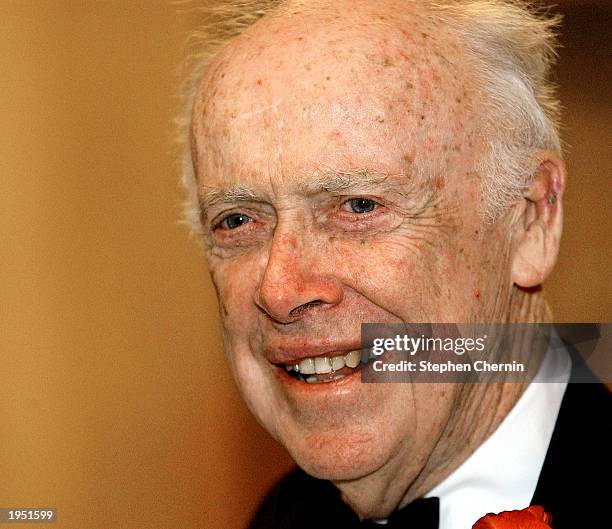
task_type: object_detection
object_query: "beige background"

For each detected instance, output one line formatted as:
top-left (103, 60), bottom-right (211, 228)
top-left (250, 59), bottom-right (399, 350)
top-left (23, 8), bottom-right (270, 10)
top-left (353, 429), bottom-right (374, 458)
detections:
top-left (1, 1), bottom-right (610, 528)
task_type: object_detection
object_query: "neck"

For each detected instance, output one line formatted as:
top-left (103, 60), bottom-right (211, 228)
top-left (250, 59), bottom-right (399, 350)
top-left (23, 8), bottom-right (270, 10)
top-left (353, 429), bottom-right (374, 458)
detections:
top-left (506, 285), bottom-right (552, 324)
top-left (334, 287), bottom-right (552, 520)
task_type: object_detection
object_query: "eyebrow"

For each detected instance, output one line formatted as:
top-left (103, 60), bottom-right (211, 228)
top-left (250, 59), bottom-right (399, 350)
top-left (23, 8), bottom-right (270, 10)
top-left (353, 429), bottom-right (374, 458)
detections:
top-left (198, 168), bottom-right (417, 212)
top-left (298, 168), bottom-right (413, 195)
top-left (199, 185), bottom-right (261, 210)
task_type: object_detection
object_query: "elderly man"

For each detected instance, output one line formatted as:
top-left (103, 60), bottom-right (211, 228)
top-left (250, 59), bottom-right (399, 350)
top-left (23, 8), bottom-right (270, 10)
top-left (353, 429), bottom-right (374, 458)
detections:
top-left (179, 1), bottom-right (609, 527)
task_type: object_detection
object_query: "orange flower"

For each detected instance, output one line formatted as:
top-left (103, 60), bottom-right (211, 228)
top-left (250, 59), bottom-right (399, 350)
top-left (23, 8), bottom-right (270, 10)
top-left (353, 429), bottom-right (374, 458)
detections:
top-left (472, 506), bottom-right (553, 528)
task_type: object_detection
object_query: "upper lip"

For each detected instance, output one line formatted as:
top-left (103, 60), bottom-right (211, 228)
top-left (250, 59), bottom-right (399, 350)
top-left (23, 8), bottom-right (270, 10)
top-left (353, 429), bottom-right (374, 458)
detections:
top-left (264, 341), bottom-right (363, 365)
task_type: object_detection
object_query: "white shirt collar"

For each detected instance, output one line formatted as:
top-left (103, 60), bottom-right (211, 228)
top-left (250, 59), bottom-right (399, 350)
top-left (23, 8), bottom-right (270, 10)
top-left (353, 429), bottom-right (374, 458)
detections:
top-left (425, 343), bottom-right (571, 529)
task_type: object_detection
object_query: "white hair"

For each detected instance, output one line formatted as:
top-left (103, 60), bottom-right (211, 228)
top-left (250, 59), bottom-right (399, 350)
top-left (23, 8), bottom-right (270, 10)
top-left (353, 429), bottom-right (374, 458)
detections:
top-left (431, 1), bottom-right (562, 221)
top-left (175, 0), bottom-right (562, 234)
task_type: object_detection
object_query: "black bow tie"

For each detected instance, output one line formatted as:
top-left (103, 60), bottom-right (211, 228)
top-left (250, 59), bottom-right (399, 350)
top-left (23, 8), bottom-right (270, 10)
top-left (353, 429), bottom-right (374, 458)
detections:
top-left (247, 469), bottom-right (440, 529)
top-left (361, 497), bottom-right (440, 529)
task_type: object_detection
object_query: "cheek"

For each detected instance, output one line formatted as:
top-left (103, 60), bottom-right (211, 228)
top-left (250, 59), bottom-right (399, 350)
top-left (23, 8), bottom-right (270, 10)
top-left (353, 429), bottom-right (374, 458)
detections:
top-left (327, 227), bottom-right (503, 322)
top-left (208, 256), bottom-right (264, 332)
top-left (445, 229), bottom-right (514, 316)
top-left (211, 259), bottom-right (283, 434)
top-left (324, 236), bottom-right (445, 318)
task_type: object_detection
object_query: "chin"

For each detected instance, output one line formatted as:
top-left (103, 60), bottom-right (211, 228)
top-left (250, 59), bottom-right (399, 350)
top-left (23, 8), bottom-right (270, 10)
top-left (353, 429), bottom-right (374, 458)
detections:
top-left (283, 426), bottom-right (397, 481)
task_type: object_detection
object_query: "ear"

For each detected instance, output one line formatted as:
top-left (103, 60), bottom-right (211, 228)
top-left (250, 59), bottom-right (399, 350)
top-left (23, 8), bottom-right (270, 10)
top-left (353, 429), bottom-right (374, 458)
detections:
top-left (511, 151), bottom-right (565, 288)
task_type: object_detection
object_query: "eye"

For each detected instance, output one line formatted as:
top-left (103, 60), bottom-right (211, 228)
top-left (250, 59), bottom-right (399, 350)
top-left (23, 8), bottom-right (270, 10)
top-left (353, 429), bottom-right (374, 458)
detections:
top-left (218, 213), bottom-right (252, 230)
top-left (343, 198), bottom-right (378, 214)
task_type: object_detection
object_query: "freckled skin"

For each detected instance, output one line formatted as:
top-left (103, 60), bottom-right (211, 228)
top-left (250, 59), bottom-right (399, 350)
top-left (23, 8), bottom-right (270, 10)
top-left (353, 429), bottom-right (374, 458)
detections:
top-left (190, 0), bottom-right (548, 520)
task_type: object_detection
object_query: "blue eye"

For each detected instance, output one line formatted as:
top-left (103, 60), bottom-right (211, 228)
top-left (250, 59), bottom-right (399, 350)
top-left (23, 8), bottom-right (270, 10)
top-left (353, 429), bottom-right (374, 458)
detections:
top-left (219, 213), bottom-right (251, 230)
top-left (345, 198), bottom-right (377, 214)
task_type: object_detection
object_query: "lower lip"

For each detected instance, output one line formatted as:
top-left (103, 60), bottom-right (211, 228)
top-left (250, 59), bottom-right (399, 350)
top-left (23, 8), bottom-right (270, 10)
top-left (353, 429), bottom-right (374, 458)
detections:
top-left (272, 363), bottom-right (364, 394)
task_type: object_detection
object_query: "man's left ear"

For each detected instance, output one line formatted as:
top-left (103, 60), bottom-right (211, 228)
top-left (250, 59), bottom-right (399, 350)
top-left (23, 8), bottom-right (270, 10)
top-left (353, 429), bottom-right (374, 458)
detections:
top-left (511, 151), bottom-right (565, 288)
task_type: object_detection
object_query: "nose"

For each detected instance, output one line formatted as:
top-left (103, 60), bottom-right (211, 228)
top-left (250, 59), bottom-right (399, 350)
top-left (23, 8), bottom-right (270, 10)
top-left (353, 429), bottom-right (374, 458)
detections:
top-left (255, 232), bottom-right (343, 324)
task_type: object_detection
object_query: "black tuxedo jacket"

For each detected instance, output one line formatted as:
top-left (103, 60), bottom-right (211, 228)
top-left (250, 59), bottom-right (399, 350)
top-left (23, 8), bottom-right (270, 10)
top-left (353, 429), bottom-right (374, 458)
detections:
top-left (248, 382), bottom-right (611, 528)
top-left (531, 381), bottom-right (610, 527)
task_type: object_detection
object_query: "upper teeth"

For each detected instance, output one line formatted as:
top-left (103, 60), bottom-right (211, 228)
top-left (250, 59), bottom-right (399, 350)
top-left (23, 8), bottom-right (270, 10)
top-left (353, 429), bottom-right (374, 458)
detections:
top-left (284, 350), bottom-right (364, 374)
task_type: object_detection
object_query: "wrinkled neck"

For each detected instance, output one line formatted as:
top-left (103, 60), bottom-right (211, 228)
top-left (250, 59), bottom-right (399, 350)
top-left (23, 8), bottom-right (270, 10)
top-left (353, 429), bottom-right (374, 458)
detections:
top-left (507, 285), bottom-right (552, 323)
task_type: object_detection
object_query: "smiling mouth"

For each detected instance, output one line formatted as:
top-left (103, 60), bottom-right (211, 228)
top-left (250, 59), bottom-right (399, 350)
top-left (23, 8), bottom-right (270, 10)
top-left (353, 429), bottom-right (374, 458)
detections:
top-left (280, 349), bottom-right (373, 384)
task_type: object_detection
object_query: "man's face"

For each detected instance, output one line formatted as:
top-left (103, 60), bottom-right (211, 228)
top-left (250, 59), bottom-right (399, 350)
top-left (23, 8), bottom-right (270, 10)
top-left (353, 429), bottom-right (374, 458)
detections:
top-left (191, 2), bottom-right (514, 481)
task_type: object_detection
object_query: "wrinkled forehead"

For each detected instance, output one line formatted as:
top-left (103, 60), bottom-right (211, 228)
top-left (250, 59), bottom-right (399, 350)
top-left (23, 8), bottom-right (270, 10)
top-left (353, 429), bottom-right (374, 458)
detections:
top-left (190, 1), bottom-right (480, 187)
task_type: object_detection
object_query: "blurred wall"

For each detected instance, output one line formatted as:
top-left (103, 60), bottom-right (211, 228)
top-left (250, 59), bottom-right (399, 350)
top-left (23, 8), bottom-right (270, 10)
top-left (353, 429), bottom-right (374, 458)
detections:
top-left (545, 4), bottom-right (612, 322)
top-left (0, 1), bottom-right (609, 529)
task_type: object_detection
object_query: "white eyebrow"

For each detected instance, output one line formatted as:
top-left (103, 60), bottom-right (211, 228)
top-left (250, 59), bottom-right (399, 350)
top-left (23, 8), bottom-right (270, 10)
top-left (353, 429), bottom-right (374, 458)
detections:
top-left (299, 168), bottom-right (418, 199)
top-left (299, 169), bottom-right (399, 194)
top-left (199, 185), bottom-right (261, 210)
top-left (198, 168), bottom-right (417, 212)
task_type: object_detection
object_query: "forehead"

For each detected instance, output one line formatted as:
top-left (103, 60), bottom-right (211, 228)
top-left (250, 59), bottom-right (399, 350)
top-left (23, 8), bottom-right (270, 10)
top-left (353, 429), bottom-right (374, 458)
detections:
top-left (191, 1), bottom-right (479, 191)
